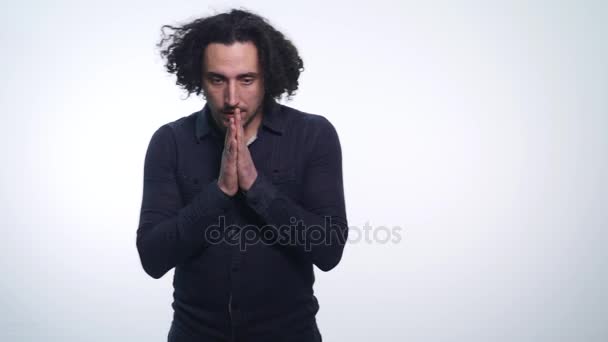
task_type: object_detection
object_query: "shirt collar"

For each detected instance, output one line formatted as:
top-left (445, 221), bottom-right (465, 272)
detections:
top-left (195, 98), bottom-right (285, 141)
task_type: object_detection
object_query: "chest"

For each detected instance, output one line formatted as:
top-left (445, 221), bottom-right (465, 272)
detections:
top-left (175, 132), bottom-right (305, 206)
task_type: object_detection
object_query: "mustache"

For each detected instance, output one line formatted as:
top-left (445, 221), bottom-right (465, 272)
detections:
top-left (221, 107), bottom-right (244, 114)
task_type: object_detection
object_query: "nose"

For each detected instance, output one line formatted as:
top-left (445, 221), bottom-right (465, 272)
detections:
top-left (224, 80), bottom-right (239, 108)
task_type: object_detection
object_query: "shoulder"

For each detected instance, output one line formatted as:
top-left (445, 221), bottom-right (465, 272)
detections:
top-left (277, 104), bottom-right (342, 160)
top-left (278, 103), bottom-right (338, 138)
top-left (148, 110), bottom-right (198, 146)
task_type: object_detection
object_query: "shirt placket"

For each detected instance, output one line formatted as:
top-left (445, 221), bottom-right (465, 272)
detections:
top-left (228, 216), bottom-right (244, 341)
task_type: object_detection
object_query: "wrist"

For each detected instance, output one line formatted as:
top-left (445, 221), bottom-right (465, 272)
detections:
top-left (218, 180), bottom-right (237, 197)
top-left (240, 171), bottom-right (258, 192)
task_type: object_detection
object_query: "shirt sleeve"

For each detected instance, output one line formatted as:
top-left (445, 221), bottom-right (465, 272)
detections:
top-left (243, 116), bottom-right (348, 272)
top-left (136, 124), bottom-right (233, 279)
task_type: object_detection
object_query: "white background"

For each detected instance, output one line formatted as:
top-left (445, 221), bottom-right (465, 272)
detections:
top-left (1, 0), bottom-right (607, 341)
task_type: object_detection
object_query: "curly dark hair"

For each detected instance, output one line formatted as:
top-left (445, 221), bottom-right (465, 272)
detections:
top-left (157, 9), bottom-right (304, 100)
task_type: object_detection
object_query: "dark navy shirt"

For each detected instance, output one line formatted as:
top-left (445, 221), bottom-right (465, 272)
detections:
top-left (136, 99), bottom-right (348, 342)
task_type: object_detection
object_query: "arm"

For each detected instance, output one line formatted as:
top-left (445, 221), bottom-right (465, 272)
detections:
top-left (243, 116), bottom-right (348, 272)
top-left (136, 125), bottom-right (232, 279)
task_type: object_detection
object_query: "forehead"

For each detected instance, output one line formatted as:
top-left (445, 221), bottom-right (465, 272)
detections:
top-left (203, 41), bottom-right (260, 75)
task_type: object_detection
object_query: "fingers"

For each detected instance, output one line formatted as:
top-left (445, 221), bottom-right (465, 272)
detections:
top-left (235, 108), bottom-right (247, 153)
top-left (235, 108), bottom-right (242, 147)
top-left (224, 117), bottom-right (232, 152)
top-left (230, 119), bottom-right (237, 157)
top-left (225, 116), bottom-right (238, 153)
top-left (229, 136), bottom-right (237, 162)
top-left (218, 113), bottom-right (239, 196)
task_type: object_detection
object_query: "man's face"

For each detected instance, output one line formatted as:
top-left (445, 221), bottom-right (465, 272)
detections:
top-left (202, 41), bottom-right (265, 132)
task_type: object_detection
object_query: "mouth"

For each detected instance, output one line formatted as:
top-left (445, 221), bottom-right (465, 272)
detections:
top-left (222, 111), bottom-right (245, 121)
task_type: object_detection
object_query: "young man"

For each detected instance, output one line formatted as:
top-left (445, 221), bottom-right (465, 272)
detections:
top-left (137, 9), bottom-right (348, 342)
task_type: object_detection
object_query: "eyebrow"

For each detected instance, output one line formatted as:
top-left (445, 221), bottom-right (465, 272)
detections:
top-left (205, 72), bottom-right (259, 79)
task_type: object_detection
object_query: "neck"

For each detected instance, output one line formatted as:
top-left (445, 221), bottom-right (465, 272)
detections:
top-left (243, 110), bottom-right (263, 142)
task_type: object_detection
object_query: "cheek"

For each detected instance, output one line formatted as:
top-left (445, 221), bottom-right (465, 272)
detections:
top-left (242, 86), bottom-right (264, 103)
top-left (204, 87), bottom-right (221, 98)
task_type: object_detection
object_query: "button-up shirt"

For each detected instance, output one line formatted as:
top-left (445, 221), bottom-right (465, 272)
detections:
top-left (136, 99), bottom-right (348, 342)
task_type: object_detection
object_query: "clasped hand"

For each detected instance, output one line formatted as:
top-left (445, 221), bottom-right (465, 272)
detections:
top-left (217, 108), bottom-right (258, 196)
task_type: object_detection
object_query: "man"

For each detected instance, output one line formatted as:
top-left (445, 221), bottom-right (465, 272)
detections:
top-left (137, 9), bottom-right (348, 342)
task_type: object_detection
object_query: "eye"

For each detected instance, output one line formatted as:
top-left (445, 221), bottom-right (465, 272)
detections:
top-left (209, 76), bottom-right (224, 85)
top-left (241, 77), bottom-right (254, 85)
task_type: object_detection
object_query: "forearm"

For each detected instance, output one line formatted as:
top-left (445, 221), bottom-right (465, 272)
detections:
top-left (243, 174), bottom-right (348, 272)
top-left (137, 179), bottom-right (232, 279)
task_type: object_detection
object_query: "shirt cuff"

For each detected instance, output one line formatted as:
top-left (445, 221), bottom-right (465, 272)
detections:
top-left (188, 179), bottom-right (233, 217)
top-left (242, 173), bottom-right (278, 216)
top-left (208, 179), bottom-right (234, 211)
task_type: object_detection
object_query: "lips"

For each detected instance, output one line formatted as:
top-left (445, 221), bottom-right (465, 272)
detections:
top-left (222, 111), bottom-right (244, 119)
